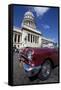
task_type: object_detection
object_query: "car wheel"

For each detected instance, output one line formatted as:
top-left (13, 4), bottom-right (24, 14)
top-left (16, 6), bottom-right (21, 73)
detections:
top-left (38, 60), bottom-right (52, 80)
top-left (29, 75), bottom-right (38, 81)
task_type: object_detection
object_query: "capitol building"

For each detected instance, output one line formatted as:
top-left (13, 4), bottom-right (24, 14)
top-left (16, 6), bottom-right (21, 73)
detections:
top-left (13, 11), bottom-right (55, 49)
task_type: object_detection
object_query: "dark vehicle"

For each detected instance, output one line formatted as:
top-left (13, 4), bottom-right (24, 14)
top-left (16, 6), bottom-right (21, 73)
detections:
top-left (19, 47), bottom-right (58, 80)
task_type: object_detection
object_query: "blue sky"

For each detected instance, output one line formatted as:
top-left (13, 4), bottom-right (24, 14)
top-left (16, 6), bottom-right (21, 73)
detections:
top-left (13, 5), bottom-right (59, 44)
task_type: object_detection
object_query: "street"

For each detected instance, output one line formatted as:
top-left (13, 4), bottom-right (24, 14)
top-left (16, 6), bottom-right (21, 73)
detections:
top-left (13, 52), bottom-right (59, 85)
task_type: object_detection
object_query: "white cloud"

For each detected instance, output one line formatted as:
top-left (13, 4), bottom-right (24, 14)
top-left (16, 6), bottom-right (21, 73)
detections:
top-left (44, 24), bottom-right (50, 29)
top-left (41, 24), bottom-right (50, 29)
top-left (34, 7), bottom-right (50, 17)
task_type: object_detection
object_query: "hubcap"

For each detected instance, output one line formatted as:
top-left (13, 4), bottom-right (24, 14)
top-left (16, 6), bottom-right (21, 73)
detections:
top-left (42, 61), bottom-right (51, 77)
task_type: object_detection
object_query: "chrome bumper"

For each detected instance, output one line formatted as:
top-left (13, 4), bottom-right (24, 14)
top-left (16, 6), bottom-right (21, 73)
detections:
top-left (18, 52), bottom-right (28, 61)
top-left (23, 63), bottom-right (41, 77)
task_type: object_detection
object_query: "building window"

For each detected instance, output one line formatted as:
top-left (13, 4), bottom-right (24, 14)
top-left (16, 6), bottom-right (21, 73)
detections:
top-left (18, 35), bottom-right (20, 43)
top-left (31, 34), bottom-right (32, 43)
top-left (14, 34), bottom-right (17, 42)
top-left (28, 33), bottom-right (30, 42)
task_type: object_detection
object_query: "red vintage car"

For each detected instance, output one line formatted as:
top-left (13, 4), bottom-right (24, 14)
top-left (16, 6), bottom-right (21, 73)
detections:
top-left (19, 47), bottom-right (59, 80)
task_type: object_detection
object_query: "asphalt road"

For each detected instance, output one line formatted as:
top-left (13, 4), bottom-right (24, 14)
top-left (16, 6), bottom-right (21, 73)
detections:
top-left (13, 52), bottom-right (59, 86)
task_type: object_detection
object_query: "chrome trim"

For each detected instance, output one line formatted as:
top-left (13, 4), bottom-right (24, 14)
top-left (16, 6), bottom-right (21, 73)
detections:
top-left (23, 63), bottom-right (41, 77)
top-left (23, 63), bottom-right (41, 71)
top-left (19, 53), bottom-right (28, 61)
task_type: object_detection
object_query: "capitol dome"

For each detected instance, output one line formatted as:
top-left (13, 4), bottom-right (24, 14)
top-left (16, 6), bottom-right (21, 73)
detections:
top-left (24, 11), bottom-right (34, 20)
top-left (24, 11), bottom-right (34, 17)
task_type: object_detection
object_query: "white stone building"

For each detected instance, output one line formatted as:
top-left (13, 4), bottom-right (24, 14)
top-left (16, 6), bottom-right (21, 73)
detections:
top-left (13, 11), bottom-right (55, 49)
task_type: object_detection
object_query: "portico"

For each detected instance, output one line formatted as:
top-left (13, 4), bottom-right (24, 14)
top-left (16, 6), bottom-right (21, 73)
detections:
top-left (13, 28), bottom-right (22, 49)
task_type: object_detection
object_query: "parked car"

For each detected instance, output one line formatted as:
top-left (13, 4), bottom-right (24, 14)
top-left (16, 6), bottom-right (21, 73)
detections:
top-left (18, 47), bottom-right (59, 80)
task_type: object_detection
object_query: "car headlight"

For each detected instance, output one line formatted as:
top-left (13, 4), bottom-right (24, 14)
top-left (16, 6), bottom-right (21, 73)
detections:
top-left (27, 50), bottom-right (33, 60)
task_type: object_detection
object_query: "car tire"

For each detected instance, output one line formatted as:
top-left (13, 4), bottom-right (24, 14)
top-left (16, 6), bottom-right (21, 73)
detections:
top-left (38, 60), bottom-right (52, 81)
top-left (29, 75), bottom-right (38, 81)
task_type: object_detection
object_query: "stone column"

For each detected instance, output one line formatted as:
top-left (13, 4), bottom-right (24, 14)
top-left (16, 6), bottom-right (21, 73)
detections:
top-left (20, 34), bottom-right (21, 43)
top-left (16, 34), bottom-right (18, 43)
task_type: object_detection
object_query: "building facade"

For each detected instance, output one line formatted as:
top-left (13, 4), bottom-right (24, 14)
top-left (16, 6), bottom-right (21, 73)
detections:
top-left (13, 11), bottom-right (55, 49)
